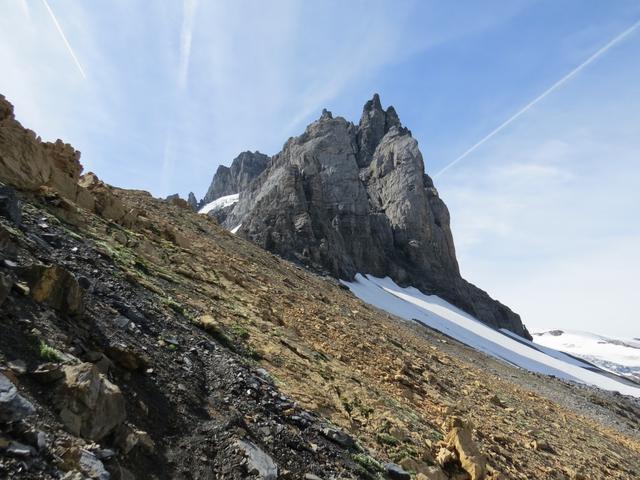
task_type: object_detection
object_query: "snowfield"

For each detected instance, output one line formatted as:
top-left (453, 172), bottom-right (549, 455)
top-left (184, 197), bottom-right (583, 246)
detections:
top-left (198, 193), bottom-right (240, 215)
top-left (342, 274), bottom-right (640, 397)
top-left (533, 330), bottom-right (640, 382)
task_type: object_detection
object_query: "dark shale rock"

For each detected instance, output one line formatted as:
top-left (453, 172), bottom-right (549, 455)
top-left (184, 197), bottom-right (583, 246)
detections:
top-left (0, 372), bottom-right (35, 423)
top-left (0, 185), bottom-right (21, 225)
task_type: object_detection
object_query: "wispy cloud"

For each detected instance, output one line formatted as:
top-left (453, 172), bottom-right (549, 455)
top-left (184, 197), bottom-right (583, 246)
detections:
top-left (41, 0), bottom-right (86, 79)
top-left (178, 0), bottom-right (199, 90)
top-left (435, 17), bottom-right (640, 178)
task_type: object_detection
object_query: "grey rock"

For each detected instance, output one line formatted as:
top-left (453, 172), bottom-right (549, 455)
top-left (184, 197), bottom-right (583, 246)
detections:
top-left (221, 95), bottom-right (530, 339)
top-left (7, 441), bottom-right (36, 457)
top-left (385, 463), bottom-right (411, 480)
top-left (0, 372), bottom-right (35, 422)
top-left (0, 185), bottom-right (21, 225)
top-left (320, 426), bottom-right (358, 450)
top-left (75, 449), bottom-right (110, 480)
top-left (202, 151), bottom-right (270, 205)
top-left (187, 191), bottom-right (198, 211)
top-left (236, 438), bottom-right (278, 480)
top-left (8, 359), bottom-right (27, 375)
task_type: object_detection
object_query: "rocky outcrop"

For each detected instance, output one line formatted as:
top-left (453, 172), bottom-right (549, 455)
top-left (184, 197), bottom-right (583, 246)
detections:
top-left (0, 95), bottom-right (82, 202)
top-left (201, 151), bottom-right (270, 205)
top-left (53, 363), bottom-right (126, 441)
top-left (222, 95), bottom-right (530, 338)
top-left (19, 264), bottom-right (85, 316)
top-left (440, 417), bottom-right (487, 480)
top-left (187, 192), bottom-right (198, 211)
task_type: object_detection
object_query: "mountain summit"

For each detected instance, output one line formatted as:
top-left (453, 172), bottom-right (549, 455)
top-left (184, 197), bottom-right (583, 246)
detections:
top-left (203, 95), bottom-right (530, 339)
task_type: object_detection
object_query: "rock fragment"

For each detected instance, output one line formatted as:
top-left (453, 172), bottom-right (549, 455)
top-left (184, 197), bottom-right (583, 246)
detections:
top-left (54, 363), bottom-right (126, 441)
top-left (0, 372), bottom-right (35, 423)
top-left (236, 438), bottom-right (278, 480)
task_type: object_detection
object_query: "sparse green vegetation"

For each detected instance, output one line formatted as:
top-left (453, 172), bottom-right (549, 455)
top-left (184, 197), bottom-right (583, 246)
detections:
top-left (352, 453), bottom-right (384, 474)
top-left (376, 432), bottom-right (400, 446)
top-left (163, 296), bottom-right (185, 315)
top-left (230, 324), bottom-right (250, 340)
top-left (38, 340), bottom-right (62, 362)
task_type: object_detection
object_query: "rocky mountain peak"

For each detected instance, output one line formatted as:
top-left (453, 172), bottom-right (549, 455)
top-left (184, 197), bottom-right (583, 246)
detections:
top-left (201, 150), bottom-right (270, 206)
top-left (212, 95), bottom-right (530, 339)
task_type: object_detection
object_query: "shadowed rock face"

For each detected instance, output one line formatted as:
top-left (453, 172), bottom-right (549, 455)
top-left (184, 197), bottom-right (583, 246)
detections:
top-left (222, 95), bottom-right (531, 339)
top-left (202, 151), bottom-right (270, 206)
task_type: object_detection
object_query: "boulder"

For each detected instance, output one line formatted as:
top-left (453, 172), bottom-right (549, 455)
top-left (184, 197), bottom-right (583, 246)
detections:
top-left (54, 363), bottom-right (126, 441)
top-left (60, 447), bottom-right (110, 480)
top-left (19, 264), bottom-right (84, 315)
top-left (385, 463), bottom-right (411, 480)
top-left (236, 439), bottom-right (278, 480)
top-left (0, 372), bottom-right (35, 423)
top-left (444, 417), bottom-right (486, 480)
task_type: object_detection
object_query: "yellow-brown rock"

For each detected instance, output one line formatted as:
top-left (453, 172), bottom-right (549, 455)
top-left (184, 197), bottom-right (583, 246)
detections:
top-left (444, 417), bottom-right (487, 480)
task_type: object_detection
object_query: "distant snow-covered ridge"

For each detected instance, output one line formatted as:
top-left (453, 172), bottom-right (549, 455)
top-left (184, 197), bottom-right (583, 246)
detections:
top-left (198, 193), bottom-right (240, 215)
top-left (533, 330), bottom-right (640, 383)
top-left (342, 274), bottom-right (640, 397)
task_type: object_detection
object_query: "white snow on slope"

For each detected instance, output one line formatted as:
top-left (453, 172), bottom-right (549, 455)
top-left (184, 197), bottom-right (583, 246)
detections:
top-left (342, 274), bottom-right (640, 397)
top-left (533, 330), bottom-right (640, 382)
top-left (198, 193), bottom-right (239, 214)
top-left (231, 224), bottom-right (242, 234)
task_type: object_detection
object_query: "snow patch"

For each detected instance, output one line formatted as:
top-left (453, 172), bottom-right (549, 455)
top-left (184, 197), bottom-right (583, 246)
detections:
top-left (231, 224), bottom-right (242, 234)
top-left (198, 193), bottom-right (240, 214)
top-left (342, 274), bottom-right (640, 397)
top-left (533, 330), bottom-right (640, 381)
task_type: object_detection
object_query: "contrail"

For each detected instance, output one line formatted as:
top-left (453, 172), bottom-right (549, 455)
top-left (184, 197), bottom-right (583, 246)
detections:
top-left (434, 18), bottom-right (640, 178)
top-left (41, 0), bottom-right (86, 79)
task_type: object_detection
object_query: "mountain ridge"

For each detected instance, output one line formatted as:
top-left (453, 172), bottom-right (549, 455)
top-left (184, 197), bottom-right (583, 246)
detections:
top-left (201, 95), bottom-right (531, 339)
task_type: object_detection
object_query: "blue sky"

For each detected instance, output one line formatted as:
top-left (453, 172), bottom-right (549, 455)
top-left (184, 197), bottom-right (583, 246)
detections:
top-left (1, 1), bottom-right (639, 337)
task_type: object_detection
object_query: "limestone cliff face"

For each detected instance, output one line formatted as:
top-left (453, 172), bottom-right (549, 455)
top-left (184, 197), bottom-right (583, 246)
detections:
top-left (0, 95), bottom-right (137, 228)
top-left (201, 151), bottom-right (270, 206)
top-left (222, 95), bottom-right (530, 339)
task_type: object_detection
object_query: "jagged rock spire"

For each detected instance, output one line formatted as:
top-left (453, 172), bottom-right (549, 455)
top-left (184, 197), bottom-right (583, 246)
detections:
top-left (356, 94), bottom-right (404, 167)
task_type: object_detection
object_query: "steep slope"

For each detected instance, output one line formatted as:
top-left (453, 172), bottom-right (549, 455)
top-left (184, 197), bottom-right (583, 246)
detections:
top-left (343, 274), bottom-right (640, 397)
top-left (2, 94), bottom-right (640, 480)
top-left (217, 95), bottom-right (530, 339)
